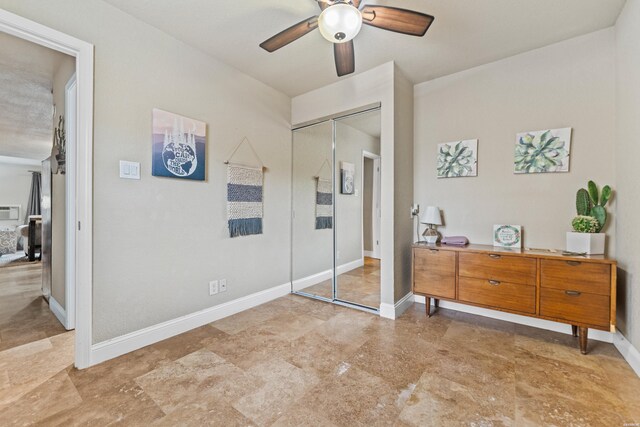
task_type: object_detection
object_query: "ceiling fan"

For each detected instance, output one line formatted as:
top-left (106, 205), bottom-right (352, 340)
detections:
top-left (259, 1), bottom-right (435, 77)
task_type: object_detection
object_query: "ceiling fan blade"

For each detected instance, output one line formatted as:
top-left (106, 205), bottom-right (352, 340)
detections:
top-left (259, 17), bottom-right (319, 52)
top-left (334, 41), bottom-right (355, 77)
top-left (362, 6), bottom-right (434, 37)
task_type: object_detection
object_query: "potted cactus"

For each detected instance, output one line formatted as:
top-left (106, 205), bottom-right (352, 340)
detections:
top-left (566, 181), bottom-right (612, 255)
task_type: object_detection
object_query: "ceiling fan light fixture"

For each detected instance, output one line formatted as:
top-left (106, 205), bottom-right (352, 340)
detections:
top-left (318, 3), bottom-right (363, 44)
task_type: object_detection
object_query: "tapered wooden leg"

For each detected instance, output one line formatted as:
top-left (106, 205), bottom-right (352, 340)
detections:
top-left (571, 325), bottom-right (578, 337)
top-left (579, 327), bottom-right (588, 354)
top-left (425, 297), bottom-right (431, 318)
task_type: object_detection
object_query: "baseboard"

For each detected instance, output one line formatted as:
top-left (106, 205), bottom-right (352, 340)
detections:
top-left (89, 282), bottom-right (291, 367)
top-left (49, 296), bottom-right (69, 330)
top-left (613, 330), bottom-right (640, 377)
top-left (380, 292), bottom-right (414, 320)
top-left (413, 295), bottom-right (614, 343)
top-left (292, 258), bottom-right (364, 292)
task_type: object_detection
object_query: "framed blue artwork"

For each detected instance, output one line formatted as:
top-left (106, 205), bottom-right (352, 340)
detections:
top-left (152, 108), bottom-right (206, 180)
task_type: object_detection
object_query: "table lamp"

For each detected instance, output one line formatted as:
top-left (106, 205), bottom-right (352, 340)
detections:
top-left (421, 206), bottom-right (442, 244)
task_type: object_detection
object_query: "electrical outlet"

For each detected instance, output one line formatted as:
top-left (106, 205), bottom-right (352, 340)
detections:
top-left (411, 204), bottom-right (420, 219)
top-left (219, 279), bottom-right (227, 292)
top-left (209, 280), bottom-right (219, 295)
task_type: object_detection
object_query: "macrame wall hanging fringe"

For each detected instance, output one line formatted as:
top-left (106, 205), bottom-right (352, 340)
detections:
top-left (226, 137), bottom-right (265, 238)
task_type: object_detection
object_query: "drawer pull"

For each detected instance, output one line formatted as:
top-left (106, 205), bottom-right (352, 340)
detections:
top-left (488, 280), bottom-right (501, 286)
top-left (565, 290), bottom-right (582, 297)
top-left (429, 249), bottom-right (439, 253)
top-left (489, 254), bottom-right (502, 259)
top-left (566, 261), bottom-right (582, 266)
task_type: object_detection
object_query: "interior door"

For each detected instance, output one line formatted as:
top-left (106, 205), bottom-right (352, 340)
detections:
top-left (40, 158), bottom-right (52, 301)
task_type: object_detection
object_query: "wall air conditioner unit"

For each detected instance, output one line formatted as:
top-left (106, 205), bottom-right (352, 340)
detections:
top-left (0, 206), bottom-right (20, 221)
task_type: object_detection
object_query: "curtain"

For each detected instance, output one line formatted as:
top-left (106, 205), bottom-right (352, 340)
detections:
top-left (24, 171), bottom-right (42, 224)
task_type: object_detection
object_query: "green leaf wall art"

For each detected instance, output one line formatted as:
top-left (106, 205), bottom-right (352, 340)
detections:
top-left (437, 139), bottom-right (478, 178)
top-left (514, 128), bottom-right (572, 174)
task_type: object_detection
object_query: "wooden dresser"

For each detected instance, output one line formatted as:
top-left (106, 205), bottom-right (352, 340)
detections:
top-left (412, 243), bottom-right (617, 354)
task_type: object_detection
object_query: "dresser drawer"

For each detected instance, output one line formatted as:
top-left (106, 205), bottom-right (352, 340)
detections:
top-left (413, 248), bottom-right (456, 299)
top-left (540, 288), bottom-right (609, 327)
top-left (458, 252), bottom-right (536, 286)
top-left (541, 260), bottom-right (610, 296)
top-left (458, 277), bottom-right (535, 314)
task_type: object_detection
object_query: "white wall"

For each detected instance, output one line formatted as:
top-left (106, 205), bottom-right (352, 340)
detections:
top-left (615, 0), bottom-right (640, 350)
top-left (394, 67), bottom-right (415, 301)
top-left (0, 0), bottom-right (292, 343)
top-left (0, 161), bottom-right (36, 228)
top-left (414, 29), bottom-right (616, 252)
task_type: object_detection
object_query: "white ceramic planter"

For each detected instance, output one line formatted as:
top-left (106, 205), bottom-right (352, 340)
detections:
top-left (566, 232), bottom-right (605, 255)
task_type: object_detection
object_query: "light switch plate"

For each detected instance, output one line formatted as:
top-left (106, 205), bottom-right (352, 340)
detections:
top-left (119, 160), bottom-right (140, 180)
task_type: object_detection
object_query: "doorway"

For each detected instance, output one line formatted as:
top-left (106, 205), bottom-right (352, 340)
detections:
top-left (291, 106), bottom-right (382, 312)
top-left (362, 152), bottom-right (381, 260)
top-left (0, 30), bottom-right (75, 352)
top-left (0, 8), bottom-right (94, 368)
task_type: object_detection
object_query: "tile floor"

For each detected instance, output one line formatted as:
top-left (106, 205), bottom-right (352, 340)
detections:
top-left (303, 257), bottom-right (380, 308)
top-left (0, 292), bottom-right (639, 426)
top-left (0, 262), bottom-right (66, 351)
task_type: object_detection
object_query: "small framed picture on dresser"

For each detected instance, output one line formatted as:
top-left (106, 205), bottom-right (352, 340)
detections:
top-left (493, 225), bottom-right (522, 248)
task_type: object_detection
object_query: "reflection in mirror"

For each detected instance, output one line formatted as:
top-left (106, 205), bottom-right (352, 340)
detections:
top-left (291, 120), bottom-right (334, 300)
top-left (334, 109), bottom-right (381, 309)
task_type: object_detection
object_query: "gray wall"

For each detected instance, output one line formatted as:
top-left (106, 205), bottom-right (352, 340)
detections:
top-left (615, 0), bottom-right (640, 349)
top-left (0, 0), bottom-right (292, 343)
top-left (414, 29), bottom-right (616, 253)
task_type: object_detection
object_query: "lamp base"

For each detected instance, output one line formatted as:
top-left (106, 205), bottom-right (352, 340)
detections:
top-left (424, 235), bottom-right (438, 244)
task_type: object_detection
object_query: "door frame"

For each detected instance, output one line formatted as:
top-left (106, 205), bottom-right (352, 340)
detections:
top-left (361, 151), bottom-right (381, 260)
top-left (64, 73), bottom-right (77, 330)
top-left (0, 9), bottom-right (94, 369)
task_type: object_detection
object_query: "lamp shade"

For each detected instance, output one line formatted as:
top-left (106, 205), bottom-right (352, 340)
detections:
top-left (318, 3), bottom-right (363, 43)
top-left (421, 206), bottom-right (442, 225)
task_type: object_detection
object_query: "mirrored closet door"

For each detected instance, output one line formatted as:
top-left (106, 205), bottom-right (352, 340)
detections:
top-left (291, 120), bottom-right (334, 301)
top-left (291, 107), bottom-right (381, 312)
top-left (334, 109), bottom-right (381, 309)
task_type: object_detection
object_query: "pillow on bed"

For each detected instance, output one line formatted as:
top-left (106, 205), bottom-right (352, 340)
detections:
top-left (0, 228), bottom-right (17, 255)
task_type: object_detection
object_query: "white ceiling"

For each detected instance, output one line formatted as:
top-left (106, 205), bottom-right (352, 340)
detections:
top-left (103, 0), bottom-right (625, 97)
top-left (0, 32), bottom-right (72, 160)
